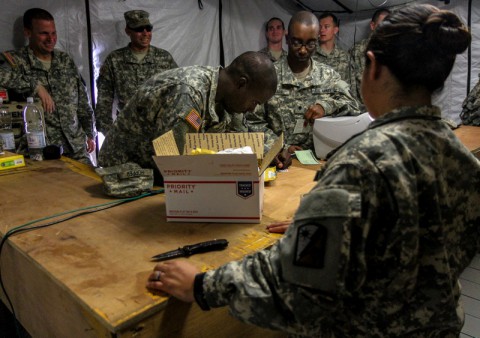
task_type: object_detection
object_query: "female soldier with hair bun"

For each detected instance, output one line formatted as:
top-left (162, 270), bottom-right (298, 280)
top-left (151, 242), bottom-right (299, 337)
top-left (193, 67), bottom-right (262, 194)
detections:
top-left (147, 5), bottom-right (480, 337)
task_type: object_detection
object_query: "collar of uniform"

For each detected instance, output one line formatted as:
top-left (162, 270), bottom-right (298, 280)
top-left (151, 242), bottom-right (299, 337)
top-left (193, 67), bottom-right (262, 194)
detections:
top-left (316, 43), bottom-right (341, 58)
top-left (278, 57), bottom-right (325, 87)
top-left (125, 44), bottom-right (152, 64)
top-left (202, 66), bottom-right (221, 128)
top-left (315, 45), bottom-right (328, 57)
top-left (368, 105), bottom-right (442, 130)
top-left (25, 46), bottom-right (55, 71)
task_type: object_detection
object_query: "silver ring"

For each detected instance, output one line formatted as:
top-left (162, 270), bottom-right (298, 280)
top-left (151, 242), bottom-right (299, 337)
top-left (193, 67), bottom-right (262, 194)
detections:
top-left (153, 271), bottom-right (162, 281)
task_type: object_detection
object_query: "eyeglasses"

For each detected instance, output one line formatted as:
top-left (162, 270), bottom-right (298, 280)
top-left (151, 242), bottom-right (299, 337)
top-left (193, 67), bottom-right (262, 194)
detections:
top-left (129, 25), bottom-right (153, 33)
top-left (289, 38), bottom-right (317, 50)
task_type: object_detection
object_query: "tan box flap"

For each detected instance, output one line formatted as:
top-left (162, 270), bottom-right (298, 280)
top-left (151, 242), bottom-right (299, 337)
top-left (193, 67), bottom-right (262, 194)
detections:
top-left (153, 131), bottom-right (284, 176)
top-left (259, 133), bottom-right (284, 174)
top-left (184, 133), bottom-right (264, 159)
top-left (153, 153), bottom-right (259, 177)
top-left (153, 130), bottom-right (181, 156)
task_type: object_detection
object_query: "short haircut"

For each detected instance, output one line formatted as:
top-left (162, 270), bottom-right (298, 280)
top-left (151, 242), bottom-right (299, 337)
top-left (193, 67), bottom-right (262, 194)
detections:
top-left (266, 17), bottom-right (285, 31)
top-left (371, 8), bottom-right (391, 24)
top-left (23, 8), bottom-right (54, 30)
top-left (227, 51), bottom-right (277, 92)
top-left (318, 12), bottom-right (340, 27)
top-left (288, 11), bottom-right (319, 33)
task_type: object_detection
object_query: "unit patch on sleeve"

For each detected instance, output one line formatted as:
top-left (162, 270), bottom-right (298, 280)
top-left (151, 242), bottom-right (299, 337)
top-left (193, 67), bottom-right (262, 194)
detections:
top-left (2, 52), bottom-right (17, 68)
top-left (185, 109), bottom-right (202, 131)
top-left (294, 223), bottom-right (327, 269)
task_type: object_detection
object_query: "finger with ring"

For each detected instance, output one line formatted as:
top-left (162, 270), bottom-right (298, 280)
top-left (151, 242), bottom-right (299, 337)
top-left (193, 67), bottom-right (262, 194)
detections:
top-left (153, 271), bottom-right (162, 281)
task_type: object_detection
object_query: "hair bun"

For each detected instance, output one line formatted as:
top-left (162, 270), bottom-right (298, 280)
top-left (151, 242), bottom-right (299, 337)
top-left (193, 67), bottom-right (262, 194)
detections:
top-left (423, 11), bottom-right (471, 55)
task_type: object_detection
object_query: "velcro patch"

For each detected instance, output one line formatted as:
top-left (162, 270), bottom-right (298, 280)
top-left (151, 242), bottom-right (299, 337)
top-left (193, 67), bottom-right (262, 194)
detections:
top-left (185, 109), bottom-right (202, 131)
top-left (279, 187), bottom-right (362, 292)
top-left (294, 223), bottom-right (327, 269)
top-left (118, 168), bottom-right (152, 179)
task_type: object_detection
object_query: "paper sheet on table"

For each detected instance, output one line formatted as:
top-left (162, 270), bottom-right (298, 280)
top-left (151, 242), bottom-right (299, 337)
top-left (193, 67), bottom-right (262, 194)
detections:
top-left (295, 149), bottom-right (319, 165)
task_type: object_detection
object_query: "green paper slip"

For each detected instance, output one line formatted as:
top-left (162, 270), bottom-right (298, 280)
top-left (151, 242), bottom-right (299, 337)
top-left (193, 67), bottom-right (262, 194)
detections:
top-left (294, 149), bottom-right (319, 165)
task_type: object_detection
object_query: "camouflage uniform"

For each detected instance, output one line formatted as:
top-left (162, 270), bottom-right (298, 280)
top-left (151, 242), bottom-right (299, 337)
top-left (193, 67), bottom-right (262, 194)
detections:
top-left (246, 57), bottom-right (360, 152)
top-left (460, 75), bottom-right (480, 126)
top-left (95, 45), bottom-right (178, 134)
top-left (349, 38), bottom-right (369, 108)
top-left (312, 44), bottom-right (351, 83)
top-left (258, 47), bottom-right (287, 63)
top-left (0, 47), bottom-right (96, 164)
top-left (195, 105), bottom-right (480, 337)
top-left (98, 66), bottom-right (242, 174)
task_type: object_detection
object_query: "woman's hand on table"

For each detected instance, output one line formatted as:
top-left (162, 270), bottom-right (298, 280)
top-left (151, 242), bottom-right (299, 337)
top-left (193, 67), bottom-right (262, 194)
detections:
top-left (146, 260), bottom-right (200, 302)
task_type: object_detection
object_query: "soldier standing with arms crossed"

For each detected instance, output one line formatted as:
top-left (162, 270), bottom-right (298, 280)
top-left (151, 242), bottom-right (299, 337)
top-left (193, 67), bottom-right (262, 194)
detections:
top-left (95, 10), bottom-right (177, 136)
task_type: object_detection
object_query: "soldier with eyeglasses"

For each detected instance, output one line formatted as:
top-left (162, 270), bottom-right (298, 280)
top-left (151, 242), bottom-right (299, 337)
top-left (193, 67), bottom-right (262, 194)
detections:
top-left (95, 10), bottom-right (177, 136)
top-left (246, 11), bottom-right (360, 169)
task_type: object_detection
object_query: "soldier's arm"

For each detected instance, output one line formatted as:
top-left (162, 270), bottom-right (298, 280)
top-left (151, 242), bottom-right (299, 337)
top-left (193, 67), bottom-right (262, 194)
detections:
top-left (165, 91), bottom-right (209, 152)
top-left (95, 56), bottom-right (115, 135)
top-left (0, 51), bottom-right (39, 97)
top-left (245, 104), bottom-right (279, 153)
top-left (460, 78), bottom-right (480, 126)
top-left (67, 57), bottom-right (96, 140)
top-left (0, 51), bottom-right (57, 113)
top-left (314, 68), bottom-right (361, 117)
top-left (168, 53), bottom-right (179, 69)
top-left (347, 45), bottom-right (364, 103)
top-left (193, 162), bottom-right (375, 333)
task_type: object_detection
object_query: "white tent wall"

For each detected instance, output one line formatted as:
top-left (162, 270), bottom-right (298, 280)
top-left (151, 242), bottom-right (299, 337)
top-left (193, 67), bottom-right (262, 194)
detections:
top-left (221, 1), bottom-right (292, 60)
top-left (0, 0), bottom-right (222, 105)
top-left (0, 1), bottom-right (479, 124)
top-left (90, 0), bottom-right (221, 88)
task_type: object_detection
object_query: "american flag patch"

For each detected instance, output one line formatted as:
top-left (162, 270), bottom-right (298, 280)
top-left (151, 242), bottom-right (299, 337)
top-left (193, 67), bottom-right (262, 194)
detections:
top-left (185, 109), bottom-right (202, 131)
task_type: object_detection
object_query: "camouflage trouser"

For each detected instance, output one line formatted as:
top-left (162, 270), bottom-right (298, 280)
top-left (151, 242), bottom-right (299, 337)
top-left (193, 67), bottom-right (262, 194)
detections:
top-left (461, 80), bottom-right (480, 126)
top-left (460, 108), bottom-right (480, 126)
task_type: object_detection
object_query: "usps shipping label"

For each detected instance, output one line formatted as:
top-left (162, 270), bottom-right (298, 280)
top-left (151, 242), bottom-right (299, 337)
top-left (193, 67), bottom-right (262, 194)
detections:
top-left (164, 178), bottom-right (263, 223)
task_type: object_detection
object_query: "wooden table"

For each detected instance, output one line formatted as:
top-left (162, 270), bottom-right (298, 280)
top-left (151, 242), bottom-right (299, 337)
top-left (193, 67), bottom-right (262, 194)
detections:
top-left (453, 125), bottom-right (480, 158)
top-left (1, 125), bottom-right (478, 337)
top-left (0, 157), bottom-right (319, 338)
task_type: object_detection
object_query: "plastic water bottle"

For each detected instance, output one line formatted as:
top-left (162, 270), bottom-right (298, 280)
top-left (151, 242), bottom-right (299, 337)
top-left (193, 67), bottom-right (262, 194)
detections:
top-left (23, 97), bottom-right (46, 161)
top-left (0, 98), bottom-right (15, 152)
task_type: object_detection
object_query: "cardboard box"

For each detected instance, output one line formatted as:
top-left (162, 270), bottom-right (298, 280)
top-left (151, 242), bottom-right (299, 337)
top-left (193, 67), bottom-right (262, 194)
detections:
top-left (0, 151), bottom-right (25, 171)
top-left (152, 131), bottom-right (283, 223)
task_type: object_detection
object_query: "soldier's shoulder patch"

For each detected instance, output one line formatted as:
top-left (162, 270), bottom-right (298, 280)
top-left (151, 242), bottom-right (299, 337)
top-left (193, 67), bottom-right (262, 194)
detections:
top-left (2, 52), bottom-right (17, 68)
top-left (185, 109), bottom-right (202, 131)
top-left (294, 223), bottom-right (328, 269)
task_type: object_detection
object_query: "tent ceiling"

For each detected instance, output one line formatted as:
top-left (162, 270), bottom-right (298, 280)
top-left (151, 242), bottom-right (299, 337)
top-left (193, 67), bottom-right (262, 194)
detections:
top-left (292, 0), bottom-right (421, 13)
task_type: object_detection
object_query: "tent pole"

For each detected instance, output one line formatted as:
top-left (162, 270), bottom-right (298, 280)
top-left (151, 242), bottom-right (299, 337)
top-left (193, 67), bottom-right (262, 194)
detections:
top-left (84, 0), bottom-right (95, 107)
top-left (219, 0), bottom-right (224, 67)
top-left (84, 0), bottom-right (98, 160)
top-left (467, 0), bottom-right (472, 95)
